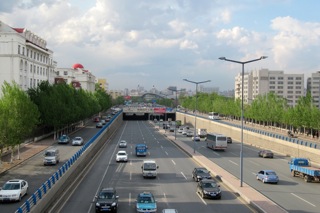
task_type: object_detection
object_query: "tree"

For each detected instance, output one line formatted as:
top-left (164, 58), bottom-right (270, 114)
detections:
top-left (0, 82), bottom-right (40, 162)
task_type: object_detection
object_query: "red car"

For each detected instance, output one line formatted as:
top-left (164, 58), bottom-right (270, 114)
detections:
top-left (93, 117), bottom-right (100, 122)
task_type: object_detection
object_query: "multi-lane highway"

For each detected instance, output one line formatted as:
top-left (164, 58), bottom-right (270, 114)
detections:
top-left (168, 122), bottom-right (320, 213)
top-left (58, 121), bottom-right (255, 213)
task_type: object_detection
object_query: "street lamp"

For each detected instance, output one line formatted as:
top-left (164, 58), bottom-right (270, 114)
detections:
top-left (183, 79), bottom-right (211, 153)
top-left (219, 56), bottom-right (267, 187)
top-left (168, 88), bottom-right (184, 140)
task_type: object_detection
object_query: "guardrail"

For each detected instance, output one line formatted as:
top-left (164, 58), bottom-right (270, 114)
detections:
top-left (216, 119), bottom-right (318, 149)
top-left (15, 111), bottom-right (122, 213)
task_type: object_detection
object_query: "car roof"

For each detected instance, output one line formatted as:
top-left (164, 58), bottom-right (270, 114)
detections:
top-left (200, 179), bottom-right (216, 183)
top-left (117, 150), bottom-right (127, 154)
top-left (138, 192), bottom-right (153, 197)
top-left (162, 209), bottom-right (178, 213)
top-left (6, 179), bottom-right (25, 183)
top-left (101, 187), bottom-right (115, 192)
top-left (195, 167), bottom-right (207, 170)
top-left (262, 170), bottom-right (276, 172)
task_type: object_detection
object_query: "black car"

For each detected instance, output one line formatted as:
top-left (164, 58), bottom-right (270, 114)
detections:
top-left (192, 167), bottom-right (212, 182)
top-left (95, 188), bottom-right (119, 213)
top-left (227, 137), bottom-right (232, 143)
top-left (197, 179), bottom-right (221, 199)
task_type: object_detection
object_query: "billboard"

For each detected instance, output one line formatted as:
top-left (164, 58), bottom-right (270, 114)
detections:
top-left (154, 107), bottom-right (166, 113)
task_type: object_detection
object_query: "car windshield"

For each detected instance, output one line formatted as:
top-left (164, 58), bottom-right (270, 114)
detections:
top-left (197, 169), bottom-right (209, 174)
top-left (45, 152), bottom-right (55, 156)
top-left (202, 182), bottom-right (217, 188)
top-left (99, 192), bottom-right (115, 199)
top-left (138, 196), bottom-right (154, 203)
top-left (266, 171), bottom-right (276, 175)
top-left (144, 163), bottom-right (156, 170)
top-left (118, 152), bottom-right (126, 156)
top-left (2, 183), bottom-right (20, 190)
top-left (74, 137), bottom-right (81, 140)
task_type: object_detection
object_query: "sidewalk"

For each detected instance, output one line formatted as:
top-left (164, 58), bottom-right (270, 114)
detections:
top-left (0, 138), bottom-right (55, 174)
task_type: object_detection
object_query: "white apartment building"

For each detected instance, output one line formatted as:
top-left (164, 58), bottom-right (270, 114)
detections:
top-left (307, 71), bottom-right (320, 108)
top-left (55, 63), bottom-right (96, 92)
top-left (0, 21), bottom-right (56, 91)
top-left (235, 69), bottom-right (304, 106)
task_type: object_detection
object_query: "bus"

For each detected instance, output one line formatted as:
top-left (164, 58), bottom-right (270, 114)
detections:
top-left (206, 133), bottom-right (227, 151)
top-left (135, 144), bottom-right (148, 156)
top-left (208, 112), bottom-right (219, 120)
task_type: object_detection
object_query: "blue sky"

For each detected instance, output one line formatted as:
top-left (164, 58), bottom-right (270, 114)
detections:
top-left (1, 0), bottom-right (320, 92)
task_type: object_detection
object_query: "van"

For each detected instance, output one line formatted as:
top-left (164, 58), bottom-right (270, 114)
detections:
top-left (141, 160), bottom-right (159, 178)
top-left (43, 148), bottom-right (60, 165)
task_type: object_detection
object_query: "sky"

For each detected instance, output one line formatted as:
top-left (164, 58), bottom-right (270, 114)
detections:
top-left (1, 0), bottom-right (320, 92)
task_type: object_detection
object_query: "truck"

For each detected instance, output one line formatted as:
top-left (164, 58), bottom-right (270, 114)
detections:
top-left (135, 144), bottom-right (148, 156)
top-left (141, 160), bottom-right (159, 178)
top-left (205, 133), bottom-right (227, 151)
top-left (289, 158), bottom-right (320, 182)
top-left (197, 128), bottom-right (207, 138)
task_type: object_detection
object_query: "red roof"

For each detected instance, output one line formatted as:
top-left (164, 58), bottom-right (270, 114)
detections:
top-left (13, 28), bottom-right (24, 33)
top-left (72, 63), bottom-right (84, 69)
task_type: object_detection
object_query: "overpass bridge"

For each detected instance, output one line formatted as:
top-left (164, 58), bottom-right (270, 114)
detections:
top-left (122, 106), bottom-right (176, 121)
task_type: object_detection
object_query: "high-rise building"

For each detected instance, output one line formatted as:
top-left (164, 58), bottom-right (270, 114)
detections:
top-left (307, 71), bottom-right (320, 108)
top-left (0, 21), bottom-right (56, 91)
top-left (235, 69), bottom-right (304, 106)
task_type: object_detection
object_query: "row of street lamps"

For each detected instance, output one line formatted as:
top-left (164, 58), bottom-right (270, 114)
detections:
top-left (179, 56), bottom-right (267, 187)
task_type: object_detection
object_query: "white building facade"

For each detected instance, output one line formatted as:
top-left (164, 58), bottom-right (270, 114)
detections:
top-left (0, 21), bottom-right (55, 91)
top-left (307, 71), bottom-right (320, 108)
top-left (235, 69), bottom-right (304, 106)
top-left (55, 63), bottom-right (96, 92)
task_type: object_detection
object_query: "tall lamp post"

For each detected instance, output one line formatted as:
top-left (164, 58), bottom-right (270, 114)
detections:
top-left (219, 56), bottom-right (267, 187)
top-left (183, 79), bottom-right (211, 153)
top-left (169, 88), bottom-right (184, 140)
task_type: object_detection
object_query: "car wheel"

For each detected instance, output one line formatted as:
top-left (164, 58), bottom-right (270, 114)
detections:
top-left (18, 194), bottom-right (22, 201)
top-left (201, 191), bottom-right (205, 198)
top-left (262, 179), bottom-right (266, 183)
top-left (256, 176), bottom-right (259, 180)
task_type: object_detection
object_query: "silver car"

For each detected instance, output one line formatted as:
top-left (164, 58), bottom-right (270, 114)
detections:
top-left (119, 140), bottom-right (127, 148)
top-left (72, 137), bottom-right (84, 146)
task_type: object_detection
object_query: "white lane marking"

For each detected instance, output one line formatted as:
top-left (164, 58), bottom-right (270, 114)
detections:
top-left (291, 193), bottom-right (316, 207)
top-left (129, 193), bottom-right (131, 206)
top-left (212, 151), bottom-right (220, 156)
top-left (229, 152), bottom-right (237, 156)
top-left (196, 192), bottom-right (207, 205)
top-left (157, 141), bottom-right (159, 144)
top-left (229, 160), bottom-right (238, 166)
top-left (181, 172), bottom-right (187, 180)
top-left (165, 151), bottom-right (168, 155)
top-left (161, 145), bottom-right (163, 149)
top-left (130, 172), bottom-right (132, 180)
top-left (171, 160), bottom-right (176, 165)
top-left (249, 160), bottom-right (260, 166)
top-left (280, 159), bottom-right (289, 162)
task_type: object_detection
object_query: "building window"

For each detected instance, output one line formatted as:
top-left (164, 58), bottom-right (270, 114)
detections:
top-left (30, 50), bottom-right (32, 58)
top-left (270, 81), bottom-right (275, 84)
top-left (18, 45), bottom-right (21, 54)
top-left (64, 71), bottom-right (68, 75)
top-left (296, 81), bottom-right (301, 85)
top-left (270, 77), bottom-right (275, 80)
top-left (278, 81), bottom-right (283, 84)
top-left (287, 86), bottom-right (293, 89)
top-left (278, 77), bottom-right (283, 80)
top-left (269, 86), bottom-right (275, 89)
top-left (27, 49), bottom-right (29, 57)
top-left (296, 77), bottom-right (302, 80)
top-left (22, 47), bottom-right (25, 55)
top-left (278, 86), bottom-right (283, 89)
top-left (278, 91), bottom-right (283, 94)
top-left (288, 91), bottom-right (293, 94)
top-left (288, 81), bottom-right (294, 85)
top-left (296, 86), bottom-right (301, 89)
top-left (296, 91), bottom-right (301, 94)
top-left (288, 77), bottom-right (293, 80)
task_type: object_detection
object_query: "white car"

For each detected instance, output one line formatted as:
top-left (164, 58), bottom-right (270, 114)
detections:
top-left (116, 151), bottom-right (128, 162)
top-left (0, 179), bottom-right (28, 202)
top-left (182, 130), bottom-right (188, 135)
top-left (72, 136), bottom-right (84, 146)
top-left (186, 131), bottom-right (193, 137)
top-left (192, 135), bottom-right (201, 141)
top-left (119, 140), bottom-right (127, 148)
top-left (178, 127), bottom-right (184, 133)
